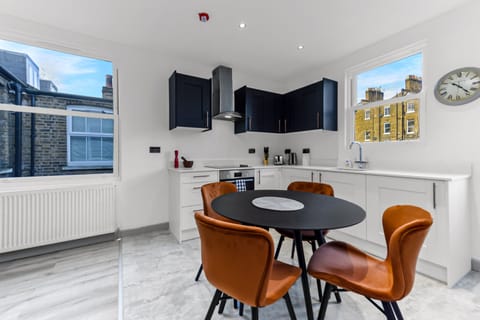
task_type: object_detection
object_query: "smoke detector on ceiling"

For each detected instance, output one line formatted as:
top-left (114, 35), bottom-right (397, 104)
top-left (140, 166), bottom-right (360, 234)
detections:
top-left (198, 12), bottom-right (209, 22)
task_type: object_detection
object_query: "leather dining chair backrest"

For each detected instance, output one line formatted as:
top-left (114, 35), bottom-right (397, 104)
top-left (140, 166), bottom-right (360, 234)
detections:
top-left (287, 181), bottom-right (334, 197)
top-left (201, 182), bottom-right (237, 222)
top-left (195, 212), bottom-right (274, 307)
top-left (383, 205), bottom-right (433, 300)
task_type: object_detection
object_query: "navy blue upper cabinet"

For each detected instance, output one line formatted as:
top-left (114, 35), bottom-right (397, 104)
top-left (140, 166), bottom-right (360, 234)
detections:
top-left (283, 78), bottom-right (338, 133)
top-left (234, 87), bottom-right (283, 134)
top-left (169, 71), bottom-right (212, 130)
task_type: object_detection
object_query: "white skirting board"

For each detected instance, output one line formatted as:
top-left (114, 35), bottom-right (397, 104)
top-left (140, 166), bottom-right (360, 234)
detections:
top-left (0, 183), bottom-right (116, 253)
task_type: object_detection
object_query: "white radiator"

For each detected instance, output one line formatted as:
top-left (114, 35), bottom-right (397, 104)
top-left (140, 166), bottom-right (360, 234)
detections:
top-left (0, 184), bottom-right (116, 253)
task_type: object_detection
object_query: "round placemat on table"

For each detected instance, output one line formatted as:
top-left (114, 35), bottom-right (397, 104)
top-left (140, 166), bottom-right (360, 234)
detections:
top-left (251, 196), bottom-right (304, 211)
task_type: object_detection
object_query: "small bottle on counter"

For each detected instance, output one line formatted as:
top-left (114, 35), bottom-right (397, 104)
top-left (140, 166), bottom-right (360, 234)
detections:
top-left (174, 150), bottom-right (179, 168)
top-left (302, 148), bottom-right (310, 166)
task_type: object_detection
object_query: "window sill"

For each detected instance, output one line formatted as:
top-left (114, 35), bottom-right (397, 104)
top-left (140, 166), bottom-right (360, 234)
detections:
top-left (62, 166), bottom-right (113, 171)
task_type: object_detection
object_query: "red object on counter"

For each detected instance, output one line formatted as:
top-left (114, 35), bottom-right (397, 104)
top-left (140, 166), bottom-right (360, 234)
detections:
top-left (174, 150), bottom-right (179, 168)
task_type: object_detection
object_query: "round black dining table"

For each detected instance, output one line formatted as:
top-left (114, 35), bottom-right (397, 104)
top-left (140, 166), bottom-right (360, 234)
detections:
top-left (212, 189), bottom-right (366, 320)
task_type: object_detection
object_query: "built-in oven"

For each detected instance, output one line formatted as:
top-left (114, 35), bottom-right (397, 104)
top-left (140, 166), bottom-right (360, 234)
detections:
top-left (219, 169), bottom-right (255, 192)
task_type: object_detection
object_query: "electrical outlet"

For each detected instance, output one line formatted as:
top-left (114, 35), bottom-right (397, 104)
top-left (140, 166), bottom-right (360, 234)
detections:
top-left (248, 148), bottom-right (255, 154)
top-left (149, 146), bottom-right (161, 153)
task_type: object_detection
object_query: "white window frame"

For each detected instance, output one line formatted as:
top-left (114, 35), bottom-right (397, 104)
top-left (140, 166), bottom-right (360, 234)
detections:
top-left (67, 105), bottom-right (114, 167)
top-left (407, 119), bottom-right (415, 134)
top-left (384, 122), bottom-right (391, 135)
top-left (406, 102), bottom-right (415, 113)
top-left (384, 105), bottom-right (390, 117)
top-left (345, 41), bottom-right (426, 145)
top-left (364, 109), bottom-right (371, 120)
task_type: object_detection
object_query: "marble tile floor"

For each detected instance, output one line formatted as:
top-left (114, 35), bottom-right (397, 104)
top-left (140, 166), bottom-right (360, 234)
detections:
top-left (0, 241), bottom-right (119, 320)
top-left (122, 230), bottom-right (480, 320)
top-left (1, 230), bottom-right (480, 319)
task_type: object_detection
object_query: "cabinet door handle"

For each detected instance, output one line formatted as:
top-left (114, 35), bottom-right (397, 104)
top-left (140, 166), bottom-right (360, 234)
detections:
top-left (278, 120), bottom-right (281, 133)
top-left (206, 111), bottom-right (210, 129)
top-left (284, 119), bottom-right (287, 133)
top-left (433, 183), bottom-right (436, 209)
top-left (316, 112), bottom-right (320, 128)
top-left (193, 175), bottom-right (210, 178)
top-left (258, 171), bottom-right (261, 185)
top-left (319, 173), bottom-right (322, 182)
top-left (311, 172), bottom-right (314, 182)
top-left (192, 186), bottom-right (202, 190)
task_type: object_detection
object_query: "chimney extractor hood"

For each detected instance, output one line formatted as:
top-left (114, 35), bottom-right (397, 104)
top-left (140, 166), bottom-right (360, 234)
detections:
top-left (212, 66), bottom-right (242, 121)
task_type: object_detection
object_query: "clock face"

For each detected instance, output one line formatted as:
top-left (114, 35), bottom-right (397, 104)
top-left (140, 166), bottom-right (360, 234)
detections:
top-left (435, 67), bottom-right (480, 105)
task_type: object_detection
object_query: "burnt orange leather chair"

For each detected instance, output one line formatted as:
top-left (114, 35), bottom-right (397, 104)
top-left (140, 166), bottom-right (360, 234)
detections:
top-left (195, 212), bottom-right (301, 320)
top-left (307, 205), bottom-right (433, 320)
top-left (274, 181), bottom-right (338, 301)
top-left (274, 181), bottom-right (335, 259)
top-left (195, 181), bottom-right (238, 282)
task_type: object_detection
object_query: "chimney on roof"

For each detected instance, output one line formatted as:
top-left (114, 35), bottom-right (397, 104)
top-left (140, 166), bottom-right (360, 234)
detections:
top-left (365, 87), bottom-right (384, 102)
top-left (405, 75), bottom-right (422, 93)
top-left (102, 74), bottom-right (113, 99)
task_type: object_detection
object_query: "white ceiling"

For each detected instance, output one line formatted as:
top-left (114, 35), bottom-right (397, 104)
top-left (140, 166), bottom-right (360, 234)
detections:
top-left (0, 0), bottom-right (473, 81)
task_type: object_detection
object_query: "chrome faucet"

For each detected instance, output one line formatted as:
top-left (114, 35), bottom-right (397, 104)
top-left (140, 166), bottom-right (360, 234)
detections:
top-left (349, 141), bottom-right (367, 169)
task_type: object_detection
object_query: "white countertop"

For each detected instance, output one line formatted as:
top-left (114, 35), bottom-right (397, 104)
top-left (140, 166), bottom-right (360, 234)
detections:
top-left (168, 164), bottom-right (470, 181)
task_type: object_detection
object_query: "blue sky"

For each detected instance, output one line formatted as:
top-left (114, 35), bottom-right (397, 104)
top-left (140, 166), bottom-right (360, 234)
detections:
top-left (0, 39), bottom-right (112, 98)
top-left (357, 53), bottom-right (422, 103)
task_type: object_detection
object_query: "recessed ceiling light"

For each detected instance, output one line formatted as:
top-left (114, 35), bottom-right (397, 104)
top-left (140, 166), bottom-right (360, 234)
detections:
top-left (297, 45), bottom-right (304, 50)
top-left (239, 22), bottom-right (246, 29)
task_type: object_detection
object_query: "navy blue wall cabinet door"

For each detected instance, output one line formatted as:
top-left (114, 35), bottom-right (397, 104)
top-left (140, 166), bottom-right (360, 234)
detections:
top-left (283, 78), bottom-right (337, 133)
top-left (169, 71), bottom-right (212, 130)
top-left (234, 86), bottom-right (283, 134)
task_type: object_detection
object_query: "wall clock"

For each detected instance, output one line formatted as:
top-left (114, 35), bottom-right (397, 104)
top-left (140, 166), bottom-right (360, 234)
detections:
top-left (434, 67), bottom-right (480, 105)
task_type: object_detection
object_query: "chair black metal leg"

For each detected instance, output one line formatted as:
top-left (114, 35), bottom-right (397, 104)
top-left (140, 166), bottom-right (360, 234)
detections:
top-left (290, 239), bottom-right (296, 259)
top-left (333, 287), bottom-right (342, 303)
top-left (310, 241), bottom-right (323, 301)
top-left (381, 301), bottom-right (397, 320)
top-left (239, 302), bottom-right (244, 316)
top-left (294, 231), bottom-right (314, 320)
top-left (252, 306), bottom-right (259, 320)
top-left (275, 235), bottom-right (285, 259)
top-left (283, 293), bottom-right (297, 320)
top-left (392, 301), bottom-right (404, 320)
top-left (195, 264), bottom-right (203, 281)
top-left (218, 293), bottom-right (227, 314)
top-left (205, 289), bottom-right (222, 320)
top-left (318, 283), bottom-right (333, 320)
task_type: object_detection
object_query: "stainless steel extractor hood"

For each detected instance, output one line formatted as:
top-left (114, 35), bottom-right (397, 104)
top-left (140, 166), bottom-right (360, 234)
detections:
top-left (212, 65), bottom-right (242, 121)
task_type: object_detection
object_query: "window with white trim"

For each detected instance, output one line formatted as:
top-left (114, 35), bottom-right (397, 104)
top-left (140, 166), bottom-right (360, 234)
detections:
top-left (67, 106), bottom-right (114, 167)
top-left (384, 105), bottom-right (390, 117)
top-left (349, 45), bottom-right (423, 143)
top-left (364, 109), bottom-right (370, 120)
top-left (407, 119), bottom-right (415, 134)
top-left (0, 37), bottom-right (115, 178)
top-left (384, 122), bottom-right (391, 135)
top-left (407, 102), bottom-right (415, 113)
top-left (365, 130), bottom-right (371, 141)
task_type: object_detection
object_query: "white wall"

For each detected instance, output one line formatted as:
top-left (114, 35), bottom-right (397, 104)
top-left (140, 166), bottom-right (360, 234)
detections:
top-left (284, 1), bottom-right (480, 260)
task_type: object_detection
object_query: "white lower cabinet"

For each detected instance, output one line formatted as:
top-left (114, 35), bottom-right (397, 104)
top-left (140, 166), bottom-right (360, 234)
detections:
top-left (321, 171), bottom-right (367, 240)
top-left (364, 175), bottom-right (470, 287)
top-left (255, 168), bottom-right (281, 190)
top-left (366, 176), bottom-right (443, 264)
top-left (169, 170), bottom-right (218, 243)
top-left (284, 167), bottom-right (470, 287)
top-left (282, 168), bottom-right (321, 188)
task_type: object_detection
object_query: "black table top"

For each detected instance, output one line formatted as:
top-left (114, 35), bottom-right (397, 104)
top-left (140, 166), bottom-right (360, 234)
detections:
top-left (211, 189), bottom-right (366, 230)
